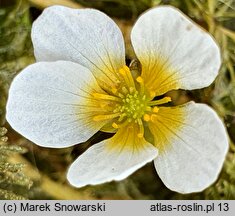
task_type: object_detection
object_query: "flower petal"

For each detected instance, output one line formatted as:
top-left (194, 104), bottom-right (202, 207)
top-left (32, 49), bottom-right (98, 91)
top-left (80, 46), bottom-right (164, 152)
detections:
top-left (32, 5), bottom-right (125, 86)
top-left (67, 124), bottom-right (158, 187)
top-left (131, 6), bottom-right (221, 96)
top-left (148, 102), bottom-right (228, 193)
top-left (6, 61), bottom-right (108, 148)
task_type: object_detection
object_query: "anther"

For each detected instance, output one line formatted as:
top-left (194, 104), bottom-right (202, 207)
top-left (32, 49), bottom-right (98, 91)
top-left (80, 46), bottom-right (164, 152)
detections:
top-left (136, 76), bottom-right (145, 95)
top-left (112, 122), bottom-right (119, 129)
top-left (148, 97), bottom-right (172, 106)
top-left (136, 76), bottom-right (143, 83)
top-left (143, 114), bottom-right (150, 122)
top-left (112, 120), bottom-right (130, 129)
top-left (119, 68), bottom-right (126, 76)
top-left (153, 107), bottom-right (159, 113)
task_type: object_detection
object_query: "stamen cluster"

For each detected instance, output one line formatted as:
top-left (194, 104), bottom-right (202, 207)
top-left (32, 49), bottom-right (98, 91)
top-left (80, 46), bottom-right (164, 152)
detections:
top-left (92, 66), bottom-right (171, 138)
top-left (114, 89), bottom-right (148, 121)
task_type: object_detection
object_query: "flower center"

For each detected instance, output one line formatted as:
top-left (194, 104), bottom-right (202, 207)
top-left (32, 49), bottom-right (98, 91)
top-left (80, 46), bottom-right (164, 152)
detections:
top-left (92, 65), bottom-right (172, 138)
top-left (116, 89), bottom-right (148, 120)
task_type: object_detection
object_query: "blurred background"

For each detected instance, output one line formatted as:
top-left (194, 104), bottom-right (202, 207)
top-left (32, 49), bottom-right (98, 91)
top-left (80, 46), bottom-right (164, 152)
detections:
top-left (0, 0), bottom-right (235, 200)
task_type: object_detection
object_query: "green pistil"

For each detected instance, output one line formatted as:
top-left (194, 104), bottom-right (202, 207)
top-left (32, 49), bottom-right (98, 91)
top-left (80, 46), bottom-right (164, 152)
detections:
top-left (114, 90), bottom-right (148, 121)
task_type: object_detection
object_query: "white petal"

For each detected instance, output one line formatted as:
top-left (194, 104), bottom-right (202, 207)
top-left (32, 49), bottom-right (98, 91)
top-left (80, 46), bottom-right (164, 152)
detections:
top-left (32, 5), bottom-right (125, 86)
top-left (131, 6), bottom-right (221, 95)
top-left (6, 61), bottom-right (107, 148)
top-left (151, 102), bottom-right (228, 193)
top-left (67, 125), bottom-right (158, 187)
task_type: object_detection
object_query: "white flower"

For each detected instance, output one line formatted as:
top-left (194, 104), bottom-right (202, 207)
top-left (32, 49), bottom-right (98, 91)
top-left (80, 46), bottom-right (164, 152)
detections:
top-left (6, 5), bottom-right (228, 194)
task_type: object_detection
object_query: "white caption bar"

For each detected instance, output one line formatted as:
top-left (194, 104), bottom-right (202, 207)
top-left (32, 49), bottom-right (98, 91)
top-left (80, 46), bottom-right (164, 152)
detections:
top-left (0, 200), bottom-right (234, 216)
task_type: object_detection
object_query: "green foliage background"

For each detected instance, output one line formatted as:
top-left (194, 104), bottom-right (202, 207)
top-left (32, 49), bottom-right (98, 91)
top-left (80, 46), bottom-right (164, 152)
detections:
top-left (0, 0), bottom-right (234, 199)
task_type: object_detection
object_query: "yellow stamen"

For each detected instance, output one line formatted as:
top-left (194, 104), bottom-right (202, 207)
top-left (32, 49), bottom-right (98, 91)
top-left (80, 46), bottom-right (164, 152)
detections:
top-left (119, 66), bottom-right (136, 89)
top-left (148, 97), bottom-right (172, 106)
top-left (136, 76), bottom-right (145, 95)
top-left (153, 107), bottom-right (159, 113)
top-left (93, 93), bottom-right (121, 102)
top-left (112, 120), bottom-right (130, 129)
top-left (93, 113), bottom-right (121, 121)
top-left (136, 76), bottom-right (143, 83)
top-left (112, 122), bottom-right (119, 129)
top-left (137, 118), bottom-right (144, 138)
top-left (143, 114), bottom-right (150, 122)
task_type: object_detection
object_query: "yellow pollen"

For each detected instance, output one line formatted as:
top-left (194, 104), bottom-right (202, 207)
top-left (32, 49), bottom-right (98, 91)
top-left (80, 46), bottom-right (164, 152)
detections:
top-left (143, 114), bottom-right (150, 122)
top-left (137, 133), bottom-right (144, 138)
top-left (136, 76), bottom-right (145, 95)
top-left (119, 68), bottom-right (126, 76)
top-left (112, 120), bottom-right (130, 129)
top-left (136, 76), bottom-right (143, 83)
top-left (153, 107), bottom-right (159, 113)
top-left (148, 96), bottom-right (172, 106)
top-left (112, 122), bottom-right (119, 129)
top-left (164, 97), bottom-right (171, 102)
